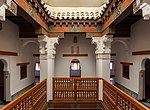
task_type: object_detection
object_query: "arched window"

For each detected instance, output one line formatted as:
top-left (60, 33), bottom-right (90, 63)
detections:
top-left (70, 59), bottom-right (81, 77)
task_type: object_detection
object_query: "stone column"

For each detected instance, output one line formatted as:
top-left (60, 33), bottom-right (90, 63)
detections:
top-left (92, 35), bottom-right (113, 100)
top-left (38, 35), bottom-right (59, 101)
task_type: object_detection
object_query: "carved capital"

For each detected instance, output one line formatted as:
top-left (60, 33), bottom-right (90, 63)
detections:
top-left (0, 5), bottom-right (7, 21)
top-left (92, 35), bottom-right (113, 56)
top-left (46, 37), bottom-right (59, 59)
top-left (0, 0), bottom-right (12, 21)
top-left (137, 0), bottom-right (150, 20)
top-left (38, 35), bottom-right (47, 55)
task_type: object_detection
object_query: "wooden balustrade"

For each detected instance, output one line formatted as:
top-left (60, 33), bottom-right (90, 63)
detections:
top-left (1, 79), bottom-right (47, 110)
top-left (53, 78), bottom-right (99, 102)
top-left (103, 79), bottom-right (149, 110)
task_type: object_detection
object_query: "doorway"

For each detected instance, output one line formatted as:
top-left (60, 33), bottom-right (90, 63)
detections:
top-left (145, 58), bottom-right (150, 100)
top-left (0, 60), bottom-right (4, 103)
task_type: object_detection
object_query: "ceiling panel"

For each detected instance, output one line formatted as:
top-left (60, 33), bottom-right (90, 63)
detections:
top-left (43, 0), bottom-right (107, 7)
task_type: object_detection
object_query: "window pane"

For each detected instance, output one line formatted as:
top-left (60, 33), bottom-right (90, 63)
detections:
top-left (35, 63), bottom-right (40, 71)
top-left (110, 62), bottom-right (113, 70)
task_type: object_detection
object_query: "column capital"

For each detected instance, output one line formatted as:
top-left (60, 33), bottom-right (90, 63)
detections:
top-left (47, 37), bottom-right (59, 59)
top-left (137, 0), bottom-right (150, 20)
top-left (38, 35), bottom-right (47, 55)
top-left (92, 35), bottom-right (113, 57)
top-left (38, 35), bottom-right (59, 59)
top-left (0, 0), bottom-right (12, 21)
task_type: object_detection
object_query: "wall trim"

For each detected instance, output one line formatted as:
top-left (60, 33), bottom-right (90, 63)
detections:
top-left (16, 62), bottom-right (30, 66)
top-left (120, 62), bottom-right (133, 65)
top-left (33, 54), bottom-right (40, 57)
top-left (115, 82), bottom-right (138, 100)
top-left (11, 82), bottom-right (34, 100)
top-left (111, 53), bottom-right (116, 56)
top-left (0, 50), bottom-right (18, 56)
top-left (132, 50), bottom-right (150, 56)
top-left (63, 54), bottom-right (88, 57)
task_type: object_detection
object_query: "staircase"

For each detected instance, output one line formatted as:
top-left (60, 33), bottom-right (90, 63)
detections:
top-left (48, 101), bottom-right (104, 110)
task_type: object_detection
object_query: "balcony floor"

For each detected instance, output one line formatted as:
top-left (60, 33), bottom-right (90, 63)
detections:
top-left (48, 101), bottom-right (104, 110)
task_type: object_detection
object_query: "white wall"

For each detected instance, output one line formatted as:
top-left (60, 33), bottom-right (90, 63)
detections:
top-left (112, 19), bottom-right (150, 94)
top-left (0, 19), bottom-right (39, 100)
top-left (55, 33), bottom-right (96, 77)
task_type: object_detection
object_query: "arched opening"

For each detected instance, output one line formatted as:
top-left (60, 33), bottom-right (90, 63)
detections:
top-left (22, 41), bottom-right (40, 84)
top-left (111, 40), bottom-right (129, 84)
top-left (0, 60), bottom-right (4, 103)
top-left (144, 58), bottom-right (150, 100)
top-left (70, 59), bottom-right (81, 77)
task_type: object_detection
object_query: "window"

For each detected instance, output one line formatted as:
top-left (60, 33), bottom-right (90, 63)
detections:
top-left (71, 63), bottom-right (79, 70)
top-left (120, 62), bottom-right (133, 80)
top-left (35, 63), bottom-right (40, 71)
top-left (70, 59), bottom-right (81, 77)
top-left (122, 65), bottom-right (129, 79)
top-left (110, 61), bottom-right (113, 70)
top-left (20, 65), bottom-right (27, 79)
top-left (17, 62), bottom-right (29, 80)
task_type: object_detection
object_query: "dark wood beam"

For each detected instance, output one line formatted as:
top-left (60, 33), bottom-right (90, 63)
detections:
top-left (132, 50), bottom-right (150, 56)
top-left (63, 54), bottom-right (88, 57)
top-left (0, 51), bottom-right (18, 56)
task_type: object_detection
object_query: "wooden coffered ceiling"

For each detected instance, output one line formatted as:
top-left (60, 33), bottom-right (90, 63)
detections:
top-left (43, 0), bottom-right (108, 7)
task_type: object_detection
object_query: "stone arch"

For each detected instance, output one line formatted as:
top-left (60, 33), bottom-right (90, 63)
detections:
top-left (141, 58), bottom-right (149, 70)
top-left (112, 40), bottom-right (129, 52)
top-left (22, 40), bottom-right (39, 50)
top-left (20, 40), bottom-right (39, 55)
top-left (0, 59), bottom-right (7, 71)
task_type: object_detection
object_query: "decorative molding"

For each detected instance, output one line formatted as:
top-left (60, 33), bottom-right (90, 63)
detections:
top-left (101, 0), bottom-right (135, 32)
top-left (16, 62), bottom-right (30, 66)
top-left (0, 50), bottom-right (18, 56)
top-left (47, 37), bottom-right (59, 59)
top-left (92, 35), bottom-right (113, 56)
top-left (132, 50), bottom-right (150, 55)
top-left (120, 62), bottom-right (133, 66)
top-left (140, 2), bottom-right (150, 20)
top-left (63, 54), bottom-right (88, 57)
top-left (7, 0), bottom-right (17, 16)
top-left (38, 35), bottom-right (47, 55)
top-left (45, 5), bottom-right (106, 20)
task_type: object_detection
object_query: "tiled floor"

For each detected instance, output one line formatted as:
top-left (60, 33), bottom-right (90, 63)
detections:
top-left (0, 101), bottom-right (10, 109)
top-left (139, 99), bottom-right (150, 108)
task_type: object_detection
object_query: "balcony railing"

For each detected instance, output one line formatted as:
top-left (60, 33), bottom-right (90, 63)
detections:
top-left (1, 78), bottom-right (149, 110)
top-left (53, 78), bottom-right (99, 102)
top-left (1, 79), bottom-right (47, 110)
top-left (53, 77), bottom-right (149, 110)
top-left (103, 79), bottom-right (149, 110)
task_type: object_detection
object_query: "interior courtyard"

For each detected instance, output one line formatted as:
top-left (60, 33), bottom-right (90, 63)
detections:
top-left (0, 0), bottom-right (150, 109)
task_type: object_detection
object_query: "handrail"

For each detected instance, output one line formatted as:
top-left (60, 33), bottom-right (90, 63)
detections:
top-left (53, 77), bottom-right (99, 102)
top-left (102, 78), bottom-right (149, 110)
top-left (1, 79), bottom-right (47, 110)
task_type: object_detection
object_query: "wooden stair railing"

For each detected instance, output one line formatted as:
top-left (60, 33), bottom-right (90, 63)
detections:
top-left (103, 79), bottom-right (149, 110)
top-left (1, 79), bottom-right (47, 110)
top-left (53, 78), bottom-right (99, 102)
